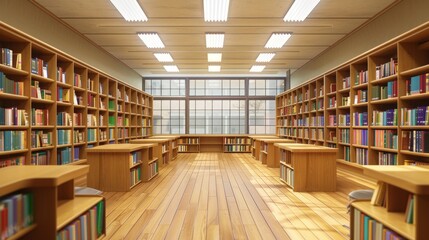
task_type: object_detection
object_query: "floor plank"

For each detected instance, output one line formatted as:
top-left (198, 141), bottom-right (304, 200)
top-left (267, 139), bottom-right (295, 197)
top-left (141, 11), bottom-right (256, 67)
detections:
top-left (103, 152), bottom-right (374, 239)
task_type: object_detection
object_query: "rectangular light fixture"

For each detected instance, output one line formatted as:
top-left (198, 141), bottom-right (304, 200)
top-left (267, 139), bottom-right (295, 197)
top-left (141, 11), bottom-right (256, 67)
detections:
top-left (256, 53), bottom-right (276, 62)
top-left (110, 0), bottom-right (148, 22)
top-left (138, 33), bottom-right (165, 48)
top-left (208, 65), bottom-right (221, 72)
top-left (250, 65), bottom-right (266, 72)
top-left (208, 53), bottom-right (222, 62)
top-left (206, 33), bottom-right (225, 48)
top-left (284, 0), bottom-right (320, 22)
top-left (164, 65), bottom-right (179, 72)
top-left (154, 53), bottom-right (174, 62)
top-left (203, 0), bottom-right (230, 22)
top-left (265, 33), bottom-right (292, 48)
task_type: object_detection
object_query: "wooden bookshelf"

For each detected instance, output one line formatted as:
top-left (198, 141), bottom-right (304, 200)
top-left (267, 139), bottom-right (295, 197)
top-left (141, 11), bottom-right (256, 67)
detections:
top-left (259, 138), bottom-right (295, 167)
top-left (351, 166), bottom-right (429, 239)
top-left (149, 135), bottom-right (180, 160)
top-left (249, 135), bottom-right (279, 160)
top-left (177, 136), bottom-right (200, 153)
top-left (130, 138), bottom-right (171, 168)
top-left (0, 22), bottom-right (153, 169)
top-left (274, 143), bottom-right (337, 192)
top-left (0, 165), bottom-right (105, 239)
top-left (223, 136), bottom-right (252, 153)
top-left (86, 143), bottom-right (157, 191)
top-left (276, 22), bottom-right (429, 169)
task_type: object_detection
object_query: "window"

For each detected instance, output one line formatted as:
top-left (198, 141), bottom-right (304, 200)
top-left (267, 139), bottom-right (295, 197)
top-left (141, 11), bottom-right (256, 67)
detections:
top-left (145, 79), bottom-right (185, 96)
top-left (249, 79), bottom-right (284, 96)
top-left (153, 100), bottom-right (186, 134)
top-left (249, 100), bottom-right (276, 134)
top-left (189, 79), bottom-right (245, 96)
top-left (189, 100), bottom-right (246, 134)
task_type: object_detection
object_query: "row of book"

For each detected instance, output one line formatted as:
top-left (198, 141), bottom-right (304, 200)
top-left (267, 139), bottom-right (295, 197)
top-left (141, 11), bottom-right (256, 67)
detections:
top-left (130, 167), bottom-right (142, 187)
top-left (87, 93), bottom-right (96, 108)
top-left (56, 200), bottom-right (104, 240)
top-left (31, 130), bottom-right (52, 148)
top-left (0, 72), bottom-right (24, 95)
top-left (352, 129), bottom-right (368, 146)
top-left (179, 138), bottom-right (199, 144)
top-left (328, 114), bottom-right (336, 126)
top-left (32, 108), bottom-right (49, 126)
top-left (74, 73), bottom-right (82, 88)
top-left (343, 77), bottom-right (351, 89)
top-left (338, 113), bottom-right (350, 126)
top-left (87, 129), bottom-right (97, 142)
top-left (129, 151), bottom-right (142, 166)
top-left (1, 48), bottom-right (22, 69)
top-left (339, 129), bottom-right (350, 143)
top-left (401, 106), bottom-right (429, 126)
top-left (57, 130), bottom-right (71, 145)
top-left (224, 145), bottom-right (250, 152)
top-left (0, 156), bottom-right (24, 168)
top-left (355, 148), bottom-right (369, 165)
top-left (343, 146), bottom-right (350, 161)
top-left (178, 145), bottom-right (198, 152)
top-left (355, 70), bottom-right (369, 85)
top-left (375, 58), bottom-right (398, 80)
top-left (310, 116), bottom-right (324, 126)
top-left (279, 150), bottom-right (292, 165)
top-left (74, 113), bottom-right (83, 126)
top-left (74, 93), bottom-right (84, 105)
top-left (74, 147), bottom-right (81, 161)
top-left (31, 80), bottom-right (52, 100)
top-left (404, 159), bottom-right (429, 165)
top-left (117, 128), bottom-right (129, 139)
top-left (31, 151), bottom-right (50, 165)
top-left (372, 109), bottom-right (397, 126)
top-left (353, 208), bottom-right (405, 240)
top-left (328, 96), bottom-right (336, 108)
top-left (0, 192), bottom-right (34, 239)
top-left (371, 80), bottom-right (397, 100)
top-left (341, 96), bottom-right (350, 106)
top-left (57, 147), bottom-right (72, 165)
top-left (353, 112), bottom-right (368, 126)
top-left (224, 138), bottom-right (250, 144)
top-left (57, 87), bottom-right (70, 102)
top-left (0, 107), bottom-right (28, 126)
top-left (73, 130), bottom-right (84, 144)
top-left (401, 130), bottom-right (429, 153)
top-left (100, 130), bottom-right (107, 141)
top-left (87, 114), bottom-right (97, 127)
top-left (377, 152), bottom-right (397, 165)
top-left (373, 130), bottom-right (398, 149)
top-left (31, 57), bottom-right (48, 78)
top-left (57, 67), bottom-right (66, 83)
top-left (405, 73), bottom-right (429, 95)
top-left (0, 131), bottom-right (26, 151)
top-left (57, 112), bottom-right (72, 126)
top-left (148, 161), bottom-right (159, 179)
top-left (354, 89), bottom-right (367, 103)
top-left (280, 165), bottom-right (294, 187)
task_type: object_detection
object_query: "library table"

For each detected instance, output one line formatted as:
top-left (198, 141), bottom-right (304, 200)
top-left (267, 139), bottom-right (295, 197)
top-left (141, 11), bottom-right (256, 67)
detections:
top-left (258, 138), bottom-right (295, 167)
top-left (130, 138), bottom-right (171, 167)
top-left (149, 135), bottom-right (180, 160)
top-left (249, 135), bottom-right (279, 160)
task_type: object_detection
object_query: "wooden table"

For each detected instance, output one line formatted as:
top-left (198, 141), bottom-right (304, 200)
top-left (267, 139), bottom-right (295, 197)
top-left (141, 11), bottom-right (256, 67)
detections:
top-left (274, 143), bottom-right (337, 192)
top-left (149, 135), bottom-right (180, 160)
top-left (250, 135), bottom-right (279, 160)
top-left (259, 138), bottom-right (295, 167)
top-left (87, 143), bottom-right (156, 191)
top-left (130, 138), bottom-right (171, 166)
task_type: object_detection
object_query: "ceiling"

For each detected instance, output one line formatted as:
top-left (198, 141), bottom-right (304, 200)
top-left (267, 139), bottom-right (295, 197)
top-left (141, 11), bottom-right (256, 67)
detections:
top-left (32, 0), bottom-right (399, 77)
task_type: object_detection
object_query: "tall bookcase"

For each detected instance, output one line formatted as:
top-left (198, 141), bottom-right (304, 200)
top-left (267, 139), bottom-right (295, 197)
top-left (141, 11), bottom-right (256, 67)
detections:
top-left (0, 22), bottom-right (153, 168)
top-left (276, 22), bottom-right (429, 169)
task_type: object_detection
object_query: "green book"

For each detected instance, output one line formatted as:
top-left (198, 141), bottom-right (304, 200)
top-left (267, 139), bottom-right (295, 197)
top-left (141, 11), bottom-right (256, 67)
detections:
top-left (97, 200), bottom-right (104, 236)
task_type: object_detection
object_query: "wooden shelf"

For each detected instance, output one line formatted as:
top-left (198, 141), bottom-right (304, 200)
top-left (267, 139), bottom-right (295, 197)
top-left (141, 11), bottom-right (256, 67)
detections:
top-left (57, 196), bottom-right (104, 230)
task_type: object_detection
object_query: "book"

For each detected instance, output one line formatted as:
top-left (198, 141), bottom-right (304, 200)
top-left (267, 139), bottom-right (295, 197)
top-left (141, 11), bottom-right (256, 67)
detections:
top-left (371, 181), bottom-right (386, 206)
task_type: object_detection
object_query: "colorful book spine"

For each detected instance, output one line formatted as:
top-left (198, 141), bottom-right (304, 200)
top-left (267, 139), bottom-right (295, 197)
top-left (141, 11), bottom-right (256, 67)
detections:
top-left (0, 72), bottom-right (24, 95)
top-left (373, 130), bottom-right (398, 149)
top-left (0, 156), bottom-right (24, 168)
top-left (355, 148), bottom-right (368, 165)
top-left (401, 106), bottom-right (429, 126)
top-left (375, 58), bottom-right (398, 79)
top-left (0, 130), bottom-right (26, 151)
top-left (353, 112), bottom-right (368, 126)
top-left (352, 129), bottom-right (368, 146)
top-left (401, 130), bottom-right (429, 153)
top-left (372, 109), bottom-right (397, 126)
top-left (31, 151), bottom-right (50, 165)
top-left (377, 152), bottom-right (397, 165)
top-left (57, 147), bottom-right (72, 165)
top-left (0, 192), bottom-right (34, 239)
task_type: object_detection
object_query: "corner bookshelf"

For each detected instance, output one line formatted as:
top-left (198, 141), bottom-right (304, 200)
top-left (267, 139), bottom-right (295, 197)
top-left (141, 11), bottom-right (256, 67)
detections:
top-left (0, 22), bottom-right (153, 169)
top-left (351, 165), bottom-right (429, 239)
top-left (0, 165), bottom-right (105, 239)
top-left (275, 21), bottom-right (429, 169)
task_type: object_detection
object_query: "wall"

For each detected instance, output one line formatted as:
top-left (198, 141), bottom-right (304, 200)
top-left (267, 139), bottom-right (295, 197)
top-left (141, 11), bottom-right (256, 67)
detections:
top-left (0, 0), bottom-right (142, 89)
top-left (291, 0), bottom-right (429, 88)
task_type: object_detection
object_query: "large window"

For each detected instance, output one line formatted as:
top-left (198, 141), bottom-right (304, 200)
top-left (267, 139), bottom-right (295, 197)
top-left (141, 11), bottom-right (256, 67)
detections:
top-left (145, 79), bottom-right (185, 96)
top-left (249, 100), bottom-right (276, 134)
top-left (145, 78), bottom-right (284, 134)
top-left (189, 100), bottom-right (246, 134)
top-left (153, 100), bottom-right (186, 134)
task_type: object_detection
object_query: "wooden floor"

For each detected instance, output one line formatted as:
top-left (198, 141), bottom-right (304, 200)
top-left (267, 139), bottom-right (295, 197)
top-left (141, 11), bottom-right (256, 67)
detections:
top-left (103, 153), bottom-right (375, 240)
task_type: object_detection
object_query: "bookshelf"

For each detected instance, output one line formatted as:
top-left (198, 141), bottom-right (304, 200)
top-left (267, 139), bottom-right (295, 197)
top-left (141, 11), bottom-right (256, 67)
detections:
top-left (259, 138), bottom-right (295, 167)
top-left (223, 136), bottom-right (252, 153)
top-left (351, 165), bottom-right (429, 239)
top-left (0, 22), bottom-right (153, 169)
top-left (274, 143), bottom-right (337, 192)
top-left (178, 136), bottom-right (200, 153)
top-left (276, 22), bottom-right (429, 169)
top-left (249, 135), bottom-right (279, 160)
top-left (130, 138), bottom-right (171, 168)
top-left (0, 165), bottom-right (105, 239)
top-left (149, 135), bottom-right (180, 160)
top-left (86, 143), bottom-right (157, 191)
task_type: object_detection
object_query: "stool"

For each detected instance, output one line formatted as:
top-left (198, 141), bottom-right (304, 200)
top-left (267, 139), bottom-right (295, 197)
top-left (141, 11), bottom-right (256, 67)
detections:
top-left (74, 187), bottom-right (103, 196)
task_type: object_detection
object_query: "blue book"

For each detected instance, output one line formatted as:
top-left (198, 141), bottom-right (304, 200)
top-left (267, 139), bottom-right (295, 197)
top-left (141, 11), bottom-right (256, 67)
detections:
top-left (410, 75), bottom-right (420, 94)
top-left (4, 130), bottom-right (12, 151)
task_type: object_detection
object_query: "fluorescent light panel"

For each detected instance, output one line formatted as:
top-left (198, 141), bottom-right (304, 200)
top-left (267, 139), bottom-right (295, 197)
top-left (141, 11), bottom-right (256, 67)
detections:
top-left (208, 53), bottom-right (222, 62)
top-left (265, 33), bottom-right (291, 48)
top-left (284, 0), bottom-right (320, 22)
top-left (206, 33), bottom-right (225, 48)
top-left (163, 65), bottom-right (179, 72)
top-left (154, 53), bottom-right (173, 62)
top-left (138, 33), bottom-right (165, 48)
top-left (250, 65), bottom-right (266, 72)
top-left (208, 65), bottom-right (221, 72)
top-left (204, 0), bottom-right (230, 22)
top-left (110, 0), bottom-right (148, 22)
top-left (256, 53), bottom-right (276, 62)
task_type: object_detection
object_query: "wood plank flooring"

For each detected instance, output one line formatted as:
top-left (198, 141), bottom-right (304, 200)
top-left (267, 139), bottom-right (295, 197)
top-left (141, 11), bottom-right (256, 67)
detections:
top-left (103, 153), bottom-right (375, 240)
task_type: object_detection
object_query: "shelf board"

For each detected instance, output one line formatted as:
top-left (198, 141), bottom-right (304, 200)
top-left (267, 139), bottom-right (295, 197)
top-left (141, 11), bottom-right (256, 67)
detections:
top-left (338, 105), bottom-right (350, 109)
top-left (0, 149), bottom-right (28, 156)
top-left (352, 102), bottom-right (368, 107)
top-left (31, 145), bottom-right (54, 151)
top-left (0, 64), bottom-right (29, 76)
top-left (353, 144), bottom-right (368, 149)
top-left (31, 97), bottom-right (54, 104)
top-left (400, 92), bottom-right (429, 100)
top-left (352, 126), bottom-right (367, 129)
top-left (352, 82), bottom-right (368, 90)
top-left (338, 88), bottom-right (350, 93)
top-left (31, 125), bottom-right (54, 129)
top-left (130, 161), bottom-right (142, 169)
top-left (7, 224), bottom-right (37, 240)
top-left (146, 172), bottom-right (159, 181)
top-left (57, 144), bottom-right (72, 148)
top-left (352, 201), bottom-right (414, 240)
top-left (371, 74), bottom-right (397, 84)
top-left (73, 104), bottom-right (85, 109)
top-left (73, 86), bottom-right (85, 92)
top-left (57, 196), bottom-right (104, 230)
top-left (370, 97), bottom-right (397, 105)
top-left (56, 81), bottom-right (72, 88)
top-left (0, 92), bottom-right (28, 100)
top-left (400, 125), bottom-right (429, 130)
top-left (400, 150), bottom-right (429, 157)
top-left (73, 142), bottom-right (86, 146)
top-left (31, 74), bottom-right (54, 83)
top-left (0, 125), bottom-right (28, 130)
top-left (371, 146), bottom-right (398, 153)
top-left (56, 126), bottom-right (72, 129)
top-left (400, 64), bottom-right (429, 76)
top-left (57, 101), bottom-right (72, 107)
top-left (371, 125), bottom-right (397, 129)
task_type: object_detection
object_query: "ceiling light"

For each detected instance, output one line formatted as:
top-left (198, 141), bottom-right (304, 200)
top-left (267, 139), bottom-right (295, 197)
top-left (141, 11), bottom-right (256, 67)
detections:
top-left (110, 0), bottom-right (148, 22)
top-left (164, 65), bottom-right (179, 72)
top-left (203, 0), bottom-right (230, 22)
top-left (154, 53), bottom-right (173, 62)
top-left (256, 53), bottom-right (276, 62)
top-left (208, 65), bottom-right (221, 72)
top-left (137, 33), bottom-right (165, 48)
top-left (250, 65), bottom-right (266, 72)
top-left (284, 0), bottom-right (320, 22)
top-left (265, 33), bottom-right (292, 48)
top-left (206, 33), bottom-right (224, 48)
top-left (208, 53), bottom-right (222, 62)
